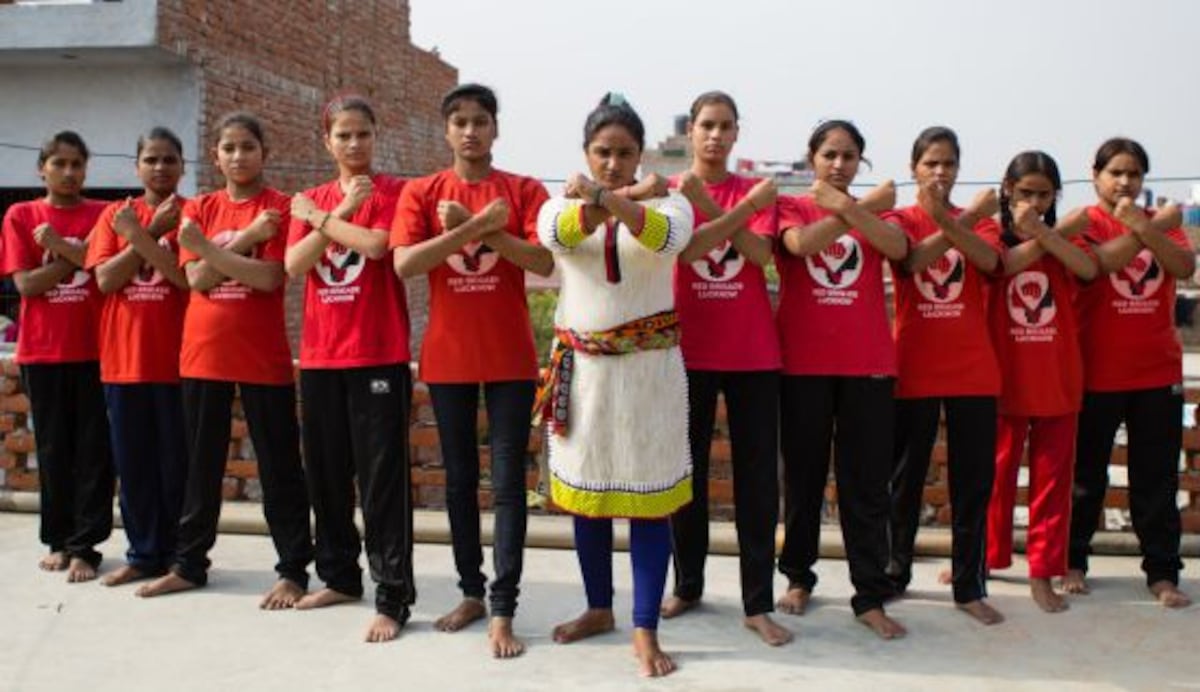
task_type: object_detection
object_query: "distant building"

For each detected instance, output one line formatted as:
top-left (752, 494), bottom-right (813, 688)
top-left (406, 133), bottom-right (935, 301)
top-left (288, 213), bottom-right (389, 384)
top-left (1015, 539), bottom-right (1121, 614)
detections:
top-left (0, 0), bottom-right (458, 353)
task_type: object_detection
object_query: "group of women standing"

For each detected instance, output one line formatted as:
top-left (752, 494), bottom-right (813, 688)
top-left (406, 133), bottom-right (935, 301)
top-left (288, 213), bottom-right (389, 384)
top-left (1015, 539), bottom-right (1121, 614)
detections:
top-left (2, 81), bottom-right (1191, 679)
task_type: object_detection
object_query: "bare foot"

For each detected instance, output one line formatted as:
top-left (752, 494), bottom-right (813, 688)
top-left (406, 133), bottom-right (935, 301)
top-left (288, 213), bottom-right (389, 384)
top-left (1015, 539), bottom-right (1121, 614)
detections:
top-left (39, 551), bottom-right (68, 572)
top-left (1062, 569), bottom-right (1089, 595)
top-left (295, 587), bottom-right (360, 610)
top-left (552, 608), bottom-right (615, 644)
top-left (101, 564), bottom-right (150, 587)
top-left (364, 613), bottom-right (402, 643)
top-left (1149, 580), bottom-right (1192, 609)
top-left (489, 616), bottom-right (526, 658)
top-left (435, 597), bottom-right (486, 632)
top-left (857, 608), bottom-right (907, 640)
top-left (66, 557), bottom-right (97, 583)
top-left (136, 572), bottom-right (200, 598)
top-left (744, 613), bottom-right (793, 646)
top-left (1030, 578), bottom-right (1068, 613)
top-left (775, 585), bottom-right (811, 615)
top-left (659, 595), bottom-right (699, 619)
top-left (956, 599), bottom-right (1005, 625)
top-left (632, 628), bottom-right (676, 677)
top-left (937, 567), bottom-right (953, 585)
top-left (260, 578), bottom-right (306, 610)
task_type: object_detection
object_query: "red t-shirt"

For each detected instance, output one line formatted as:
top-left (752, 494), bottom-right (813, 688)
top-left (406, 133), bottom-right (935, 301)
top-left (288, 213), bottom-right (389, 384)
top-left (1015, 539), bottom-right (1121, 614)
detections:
top-left (774, 194), bottom-right (895, 376)
top-left (288, 175), bottom-right (410, 369)
top-left (0, 198), bottom-right (105, 364)
top-left (177, 188), bottom-right (293, 385)
top-left (670, 174), bottom-right (781, 371)
top-left (84, 197), bottom-right (188, 383)
top-left (887, 205), bottom-right (1002, 398)
top-left (988, 252), bottom-right (1083, 417)
top-left (1072, 205), bottom-right (1190, 391)
top-left (389, 169), bottom-right (548, 383)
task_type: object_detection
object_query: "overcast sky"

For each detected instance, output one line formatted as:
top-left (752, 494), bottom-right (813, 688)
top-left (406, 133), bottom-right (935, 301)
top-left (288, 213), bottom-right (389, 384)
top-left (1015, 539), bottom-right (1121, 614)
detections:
top-left (410, 0), bottom-right (1200, 209)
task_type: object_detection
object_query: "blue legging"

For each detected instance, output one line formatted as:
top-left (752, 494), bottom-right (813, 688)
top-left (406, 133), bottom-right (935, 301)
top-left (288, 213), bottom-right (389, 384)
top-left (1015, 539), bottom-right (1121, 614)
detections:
top-left (573, 516), bottom-right (672, 630)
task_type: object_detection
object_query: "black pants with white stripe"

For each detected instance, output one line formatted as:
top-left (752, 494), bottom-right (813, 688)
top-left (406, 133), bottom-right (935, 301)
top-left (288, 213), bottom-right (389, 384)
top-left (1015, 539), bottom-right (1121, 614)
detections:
top-left (778, 374), bottom-right (896, 616)
top-left (888, 396), bottom-right (995, 604)
top-left (300, 365), bottom-right (415, 621)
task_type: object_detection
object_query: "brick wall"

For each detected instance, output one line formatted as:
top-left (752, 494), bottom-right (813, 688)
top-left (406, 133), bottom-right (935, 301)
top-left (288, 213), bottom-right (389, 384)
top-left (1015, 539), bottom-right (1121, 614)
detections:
top-left (2, 356), bottom-right (1198, 534)
top-left (155, 0), bottom-right (453, 354)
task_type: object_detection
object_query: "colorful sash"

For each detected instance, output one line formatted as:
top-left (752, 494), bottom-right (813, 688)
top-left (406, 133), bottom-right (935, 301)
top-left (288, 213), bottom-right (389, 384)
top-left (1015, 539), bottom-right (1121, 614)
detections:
top-left (534, 310), bottom-right (680, 436)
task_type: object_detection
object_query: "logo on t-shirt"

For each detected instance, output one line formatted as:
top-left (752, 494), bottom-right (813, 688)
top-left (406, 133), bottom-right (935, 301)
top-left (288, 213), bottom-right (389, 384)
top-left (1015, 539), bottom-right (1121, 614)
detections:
top-left (43, 238), bottom-right (90, 289)
top-left (1110, 249), bottom-right (1163, 300)
top-left (915, 249), bottom-right (965, 304)
top-left (806, 236), bottom-right (862, 289)
top-left (691, 241), bottom-right (744, 283)
top-left (446, 241), bottom-right (498, 276)
top-left (130, 237), bottom-right (174, 287)
top-left (315, 243), bottom-right (364, 287)
top-left (1008, 271), bottom-right (1056, 328)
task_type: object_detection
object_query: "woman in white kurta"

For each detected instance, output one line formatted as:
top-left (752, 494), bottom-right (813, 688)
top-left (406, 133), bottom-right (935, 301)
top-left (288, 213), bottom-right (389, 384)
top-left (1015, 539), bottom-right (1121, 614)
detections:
top-left (535, 93), bottom-right (692, 678)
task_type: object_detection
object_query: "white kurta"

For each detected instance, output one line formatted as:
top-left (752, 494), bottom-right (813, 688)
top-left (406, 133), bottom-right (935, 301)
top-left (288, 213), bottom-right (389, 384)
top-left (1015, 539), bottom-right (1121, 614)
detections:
top-left (536, 193), bottom-right (694, 518)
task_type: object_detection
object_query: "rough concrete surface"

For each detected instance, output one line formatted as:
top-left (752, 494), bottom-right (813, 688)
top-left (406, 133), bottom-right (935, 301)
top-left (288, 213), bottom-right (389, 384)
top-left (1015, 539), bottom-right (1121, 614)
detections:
top-left (0, 512), bottom-right (1196, 692)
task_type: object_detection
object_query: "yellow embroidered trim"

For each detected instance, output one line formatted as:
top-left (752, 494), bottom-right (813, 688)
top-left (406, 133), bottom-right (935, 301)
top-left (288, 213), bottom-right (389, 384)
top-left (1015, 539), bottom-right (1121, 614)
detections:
top-left (635, 207), bottom-right (670, 252)
top-left (555, 203), bottom-right (587, 248)
top-left (550, 475), bottom-right (692, 519)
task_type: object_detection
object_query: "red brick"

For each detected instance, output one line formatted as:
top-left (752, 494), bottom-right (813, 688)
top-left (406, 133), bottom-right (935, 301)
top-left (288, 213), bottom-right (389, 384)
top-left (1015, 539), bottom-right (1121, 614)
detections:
top-left (1102, 488), bottom-right (1129, 510)
top-left (0, 377), bottom-right (17, 395)
top-left (2, 359), bottom-right (20, 377)
top-left (230, 419), bottom-right (249, 441)
top-left (7, 468), bottom-right (38, 491)
top-left (410, 425), bottom-right (439, 448)
top-left (1184, 429), bottom-right (1200, 453)
top-left (1181, 510), bottom-right (1200, 533)
top-left (1110, 446), bottom-right (1128, 465)
top-left (411, 468), bottom-right (446, 487)
top-left (1178, 473), bottom-right (1200, 493)
top-left (224, 459), bottom-right (258, 479)
top-left (0, 451), bottom-right (16, 469)
top-left (930, 444), bottom-right (948, 466)
top-left (0, 414), bottom-right (14, 433)
top-left (4, 430), bottom-right (35, 454)
top-left (922, 485), bottom-right (949, 506)
top-left (710, 439), bottom-right (732, 465)
top-left (2, 394), bottom-right (29, 414)
top-left (709, 479), bottom-right (733, 504)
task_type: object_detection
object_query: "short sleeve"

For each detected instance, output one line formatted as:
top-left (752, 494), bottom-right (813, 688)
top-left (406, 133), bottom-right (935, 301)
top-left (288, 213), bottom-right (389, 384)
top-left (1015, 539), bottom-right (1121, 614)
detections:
top-left (83, 203), bottom-right (121, 270)
top-left (519, 177), bottom-right (550, 244)
top-left (285, 190), bottom-right (314, 249)
top-left (747, 203), bottom-right (778, 238)
top-left (368, 177), bottom-right (404, 233)
top-left (389, 180), bottom-right (430, 249)
top-left (1, 204), bottom-right (41, 276)
top-left (777, 194), bottom-right (815, 234)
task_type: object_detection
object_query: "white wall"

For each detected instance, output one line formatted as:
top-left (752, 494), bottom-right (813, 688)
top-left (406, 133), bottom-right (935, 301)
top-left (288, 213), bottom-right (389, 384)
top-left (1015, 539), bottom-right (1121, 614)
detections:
top-left (0, 63), bottom-right (201, 195)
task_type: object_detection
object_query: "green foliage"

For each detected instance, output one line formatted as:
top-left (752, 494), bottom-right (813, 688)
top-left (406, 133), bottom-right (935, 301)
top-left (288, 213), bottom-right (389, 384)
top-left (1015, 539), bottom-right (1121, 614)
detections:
top-left (527, 289), bottom-right (559, 365)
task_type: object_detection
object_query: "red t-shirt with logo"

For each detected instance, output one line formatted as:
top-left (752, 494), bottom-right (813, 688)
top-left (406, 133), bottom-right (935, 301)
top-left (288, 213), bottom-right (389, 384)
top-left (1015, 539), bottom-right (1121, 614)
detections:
top-left (988, 250), bottom-right (1083, 417)
top-left (670, 174), bottom-right (781, 371)
top-left (0, 198), bottom-right (105, 364)
top-left (1072, 205), bottom-right (1189, 391)
top-left (288, 175), bottom-right (410, 369)
top-left (389, 168), bottom-right (547, 383)
top-left (886, 205), bottom-right (1002, 398)
top-left (84, 197), bottom-right (188, 383)
top-left (177, 188), bottom-right (293, 385)
top-left (775, 194), bottom-right (895, 376)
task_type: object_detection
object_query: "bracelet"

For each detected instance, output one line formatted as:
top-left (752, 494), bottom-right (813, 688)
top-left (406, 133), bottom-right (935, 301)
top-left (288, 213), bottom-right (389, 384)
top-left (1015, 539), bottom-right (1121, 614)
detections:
top-left (591, 187), bottom-right (605, 207)
top-left (315, 212), bottom-right (332, 235)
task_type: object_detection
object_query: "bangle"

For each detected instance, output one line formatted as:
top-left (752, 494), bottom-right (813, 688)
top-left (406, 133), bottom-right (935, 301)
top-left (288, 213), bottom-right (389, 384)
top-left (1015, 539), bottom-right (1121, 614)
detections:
top-left (315, 212), bottom-right (331, 234)
top-left (591, 187), bottom-right (605, 207)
